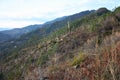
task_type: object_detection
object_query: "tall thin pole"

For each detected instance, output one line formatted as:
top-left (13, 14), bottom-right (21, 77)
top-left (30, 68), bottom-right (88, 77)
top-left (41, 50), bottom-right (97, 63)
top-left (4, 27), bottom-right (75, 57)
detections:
top-left (67, 21), bottom-right (70, 33)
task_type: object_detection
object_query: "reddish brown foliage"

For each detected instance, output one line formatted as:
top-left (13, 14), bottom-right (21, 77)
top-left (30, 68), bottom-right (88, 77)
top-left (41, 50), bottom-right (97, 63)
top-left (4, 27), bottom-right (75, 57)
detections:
top-left (48, 42), bottom-right (120, 80)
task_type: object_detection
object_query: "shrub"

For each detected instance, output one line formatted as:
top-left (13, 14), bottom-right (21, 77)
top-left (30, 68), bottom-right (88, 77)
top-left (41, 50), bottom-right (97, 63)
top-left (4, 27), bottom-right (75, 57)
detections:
top-left (37, 53), bottom-right (49, 66)
top-left (71, 53), bottom-right (86, 66)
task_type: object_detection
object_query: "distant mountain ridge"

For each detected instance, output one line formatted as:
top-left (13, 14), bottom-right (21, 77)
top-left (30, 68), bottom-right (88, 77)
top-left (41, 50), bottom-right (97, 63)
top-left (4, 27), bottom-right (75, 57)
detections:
top-left (17, 10), bottom-right (95, 46)
top-left (0, 33), bottom-right (12, 43)
top-left (0, 10), bottom-right (95, 43)
top-left (1, 24), bottom-right (42, 38)
top-left (0, 25), bottom-right (42, 43)
top-left (45, 10), bottom-right (95, 25)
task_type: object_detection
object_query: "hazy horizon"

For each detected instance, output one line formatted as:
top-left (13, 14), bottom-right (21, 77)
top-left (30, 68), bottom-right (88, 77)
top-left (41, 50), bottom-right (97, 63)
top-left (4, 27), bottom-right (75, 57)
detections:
top-left (0, 0), bottom-right (120, 28)
top-left (0, 28), bottom-right (13, 31)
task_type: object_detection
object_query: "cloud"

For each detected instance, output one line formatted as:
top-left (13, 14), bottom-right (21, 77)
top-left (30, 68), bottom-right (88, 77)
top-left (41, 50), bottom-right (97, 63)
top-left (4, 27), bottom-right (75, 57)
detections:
top-left (0, 0), bottom-right (119, 28)
top-left (0, 19), bottom-right (43, 28)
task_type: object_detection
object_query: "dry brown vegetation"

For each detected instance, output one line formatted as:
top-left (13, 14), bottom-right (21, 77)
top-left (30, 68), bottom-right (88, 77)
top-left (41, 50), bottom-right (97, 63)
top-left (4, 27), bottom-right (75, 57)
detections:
top-left (1, 7), bottom-right (120, 80)
top-left (48, 33), bottom-right (120, 80)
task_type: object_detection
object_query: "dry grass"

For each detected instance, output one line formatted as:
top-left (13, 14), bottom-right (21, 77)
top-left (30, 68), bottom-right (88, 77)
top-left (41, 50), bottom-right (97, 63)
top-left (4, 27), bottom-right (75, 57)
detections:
top-left (48, 32), bottom-right (120, 80)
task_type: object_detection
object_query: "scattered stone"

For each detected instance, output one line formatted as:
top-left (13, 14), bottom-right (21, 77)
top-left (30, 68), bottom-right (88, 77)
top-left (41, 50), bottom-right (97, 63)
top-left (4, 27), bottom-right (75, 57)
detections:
top-left (40, 77), bottom-right (49, 80)
top-left (73, 64), bottom-right (80, 69)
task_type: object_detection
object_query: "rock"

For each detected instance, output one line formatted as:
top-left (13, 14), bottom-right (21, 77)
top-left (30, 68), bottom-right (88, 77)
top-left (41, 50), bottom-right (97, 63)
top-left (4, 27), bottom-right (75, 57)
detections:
top-left (40, 77), bottom-right (49, 80)
top-left (73, 64), bottom-right (80, 69)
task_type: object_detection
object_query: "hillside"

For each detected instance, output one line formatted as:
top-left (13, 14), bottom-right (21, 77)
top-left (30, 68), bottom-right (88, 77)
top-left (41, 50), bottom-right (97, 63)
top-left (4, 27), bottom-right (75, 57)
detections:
top-left (0, 33), bottom-right (13, 43)
top-left (0, 10), bottom-right (94, 58)
top-left (0, 7), bottom-right (120, 80)
top-left (0, 10), bottom-right (94, 43)
top-left (0, 24), bottom-right (42, 42)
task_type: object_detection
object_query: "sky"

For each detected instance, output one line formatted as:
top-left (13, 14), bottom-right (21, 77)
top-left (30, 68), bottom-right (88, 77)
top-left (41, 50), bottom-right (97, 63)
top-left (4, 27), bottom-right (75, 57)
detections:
top-left (0, 0), bottom-right (120, 28)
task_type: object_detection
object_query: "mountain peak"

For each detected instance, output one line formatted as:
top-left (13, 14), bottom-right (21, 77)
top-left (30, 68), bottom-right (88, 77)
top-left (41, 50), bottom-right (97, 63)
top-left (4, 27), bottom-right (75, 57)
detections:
top-left (96, 7), bottom-right (110, 15)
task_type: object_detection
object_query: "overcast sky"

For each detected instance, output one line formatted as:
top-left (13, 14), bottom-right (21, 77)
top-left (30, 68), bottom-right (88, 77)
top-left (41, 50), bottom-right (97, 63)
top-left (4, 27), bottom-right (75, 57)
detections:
top-left (0, 0), bottom-right (120, 28)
